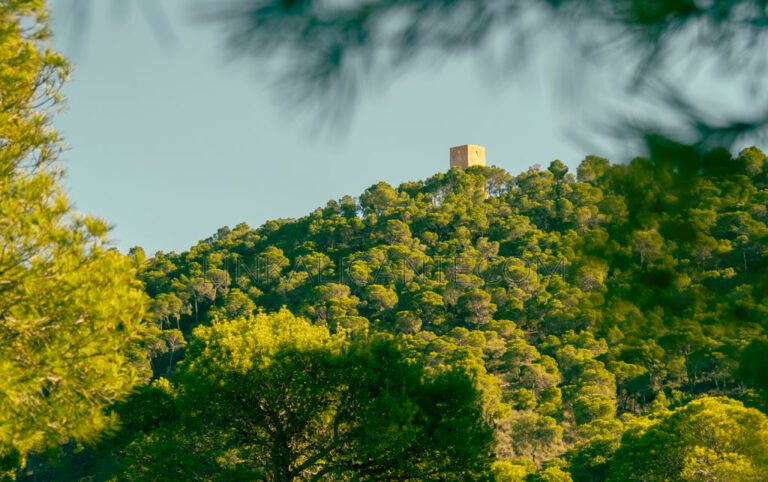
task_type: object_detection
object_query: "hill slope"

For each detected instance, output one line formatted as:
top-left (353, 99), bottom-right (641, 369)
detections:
top-left (29, 148), bottom-right (768, 480)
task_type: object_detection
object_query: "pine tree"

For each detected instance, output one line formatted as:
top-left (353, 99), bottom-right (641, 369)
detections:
top-left (0, 2), bottom-right (148, 477)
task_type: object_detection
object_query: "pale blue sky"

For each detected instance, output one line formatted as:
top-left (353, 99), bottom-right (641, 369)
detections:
top-left (47, 1), bottom-right (750, 255)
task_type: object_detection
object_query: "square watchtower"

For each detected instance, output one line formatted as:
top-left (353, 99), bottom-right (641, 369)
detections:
top-left (450, 144), bottom-right (486, 169)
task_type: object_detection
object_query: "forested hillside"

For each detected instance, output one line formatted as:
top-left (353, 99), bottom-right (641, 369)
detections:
top-left (5, 1), bottom-right (768, 480)
top-left (25, 148), bottom-right (768, 480)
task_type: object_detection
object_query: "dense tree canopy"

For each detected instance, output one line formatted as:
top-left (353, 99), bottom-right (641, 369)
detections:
top-left (7, 3), bottom-right (768, 479)
top-left (22, 145), bottom-right (768, 479)
top-left (115, 310), bottom-right (495, 480)
top-left (609, 397), bottom-right (768, 480)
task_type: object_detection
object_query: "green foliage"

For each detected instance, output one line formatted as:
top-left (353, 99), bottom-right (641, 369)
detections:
top-left (608, 397), bottom-right (768, 480)
top-left (111, 146), bottom-right (768, 479)
top-left (114, 310), bottom-right (495, 480)
top-left (739, 338), bottom-right (768, 408)
top-left (565, 435), bottom-right (622, 482)
top-left (491, 458), bottom-right (536, 481)
top-left (17, 0), bottom-right (768, 479)
top-left (0, 2), bottom-right (148, 478)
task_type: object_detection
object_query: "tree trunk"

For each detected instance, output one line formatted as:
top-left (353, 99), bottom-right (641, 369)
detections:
top-left (271, 434), bottom-right (292, 482)
top-left (167, 348), bottom-right (174, 373)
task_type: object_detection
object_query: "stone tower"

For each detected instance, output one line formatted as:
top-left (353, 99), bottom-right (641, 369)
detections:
top-left (450, 144), bottom-right (485, 169)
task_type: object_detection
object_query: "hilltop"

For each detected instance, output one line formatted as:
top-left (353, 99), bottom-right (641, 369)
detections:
top-left (28, 147), bottom-right (768, 480)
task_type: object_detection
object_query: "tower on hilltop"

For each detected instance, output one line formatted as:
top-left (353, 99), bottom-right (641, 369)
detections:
top-left (450, 144), bottom-right (485, 169)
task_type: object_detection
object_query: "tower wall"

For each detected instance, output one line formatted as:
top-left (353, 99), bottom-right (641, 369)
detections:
top-left (450, 144), bottom-right (486, 169)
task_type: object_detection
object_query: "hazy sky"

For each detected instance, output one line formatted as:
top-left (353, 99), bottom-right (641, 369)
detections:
top-left (45, 1), bottom-right (711, 255)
